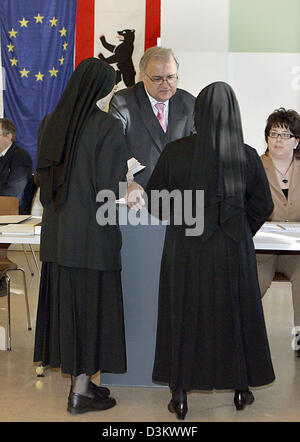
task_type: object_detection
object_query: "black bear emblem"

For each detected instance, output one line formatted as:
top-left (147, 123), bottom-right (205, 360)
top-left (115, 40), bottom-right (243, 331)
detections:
top-left (98, 29), bottom-right (136, 87)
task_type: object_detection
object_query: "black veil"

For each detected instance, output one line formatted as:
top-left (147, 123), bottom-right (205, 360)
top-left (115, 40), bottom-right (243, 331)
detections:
top-left (190, 81), bottom-right (246, 242)
top-left (36, 58), bottom-right (116, 210)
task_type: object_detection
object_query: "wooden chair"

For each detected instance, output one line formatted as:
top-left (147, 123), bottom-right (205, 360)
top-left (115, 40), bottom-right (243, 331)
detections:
top-left (0, 196), bottom-right (31, 351)
top-left (0, 196), bottom-right (18, 215)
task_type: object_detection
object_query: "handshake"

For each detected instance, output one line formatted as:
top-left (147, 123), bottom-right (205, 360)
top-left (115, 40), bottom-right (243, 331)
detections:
top-left (124, 157), bottom-right (146, 211)
top-left (125, 180), bottom-right (145, 212)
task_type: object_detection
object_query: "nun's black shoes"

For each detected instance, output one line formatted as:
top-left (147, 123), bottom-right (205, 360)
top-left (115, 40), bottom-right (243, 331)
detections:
top-left (70, 380), bottom-right (110, 398)
top-left (89, 382), bottom-right (110, 397)
top-left (168, 399), bottom-right (188, 420)
top-left (67, 392), bottom-right (116, 415)
top-left (234, 390), bottom-right (255, 411)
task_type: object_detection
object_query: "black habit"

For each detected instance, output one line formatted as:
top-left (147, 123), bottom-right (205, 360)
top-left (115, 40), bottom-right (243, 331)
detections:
top-left (34, 59), bottom-right (128, 376)
top-left (146, 82), bottom-right (275, 392)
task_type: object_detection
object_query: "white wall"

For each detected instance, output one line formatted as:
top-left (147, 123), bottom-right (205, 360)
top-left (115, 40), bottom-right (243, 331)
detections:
top-left (161, 0), bottom-right (229, 96)
top-left (161, 0), bottom-right (300, 155)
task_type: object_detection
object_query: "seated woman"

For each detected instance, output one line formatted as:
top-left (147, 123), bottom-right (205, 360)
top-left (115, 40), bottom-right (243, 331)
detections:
top-left (257, 108), bottom-right (300, 356)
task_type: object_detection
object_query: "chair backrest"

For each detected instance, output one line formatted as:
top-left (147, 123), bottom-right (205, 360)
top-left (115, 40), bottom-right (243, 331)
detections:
top-left (0, 196), bottom-right (19, 215)
top-left (20, 175), bottom-right (37, 215)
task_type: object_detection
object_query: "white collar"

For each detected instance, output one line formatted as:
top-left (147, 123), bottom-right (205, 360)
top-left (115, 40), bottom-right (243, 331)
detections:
top-left (0, 143), bottom-right (12, 157)
top-left (144, 86), bottom-right (169, 114)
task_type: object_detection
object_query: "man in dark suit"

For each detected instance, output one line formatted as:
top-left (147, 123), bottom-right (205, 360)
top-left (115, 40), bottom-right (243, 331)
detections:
top-left (100, 48), bottom-right (195, 387)
top-left (0, 118), bottom-right (32, 214)
top-left (109, 46), bottom-right (195, 208)
top-left (0, 118), bottom-right (32, 296)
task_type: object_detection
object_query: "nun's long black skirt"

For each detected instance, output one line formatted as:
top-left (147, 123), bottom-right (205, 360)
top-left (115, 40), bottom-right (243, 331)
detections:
top-left (34, 262), bottom-right (126, 376)
top-left (152, 224), bottom-right (275, 392)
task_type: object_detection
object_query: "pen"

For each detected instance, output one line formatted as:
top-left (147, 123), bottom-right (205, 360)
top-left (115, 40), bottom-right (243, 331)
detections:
top-left (277, 224), bottom-right (286, 230)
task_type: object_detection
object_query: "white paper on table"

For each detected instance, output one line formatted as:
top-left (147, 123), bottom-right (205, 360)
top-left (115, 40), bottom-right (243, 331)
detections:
top-left (260, 222), bottom-right (300, 233)
top-left (0, 215), bottom-right (31, 224)
top-left (0, 224), bottom-right (35, 235)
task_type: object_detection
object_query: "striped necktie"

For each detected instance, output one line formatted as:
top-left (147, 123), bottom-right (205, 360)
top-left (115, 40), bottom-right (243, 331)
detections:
top-left (155, 102), bottom-right (167, 132)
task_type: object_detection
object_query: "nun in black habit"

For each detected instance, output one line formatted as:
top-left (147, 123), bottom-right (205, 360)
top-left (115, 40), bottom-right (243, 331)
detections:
top-left (33, 58), bottom-right (128, 414)
top-left (145, 82), bottom-right (275, 419)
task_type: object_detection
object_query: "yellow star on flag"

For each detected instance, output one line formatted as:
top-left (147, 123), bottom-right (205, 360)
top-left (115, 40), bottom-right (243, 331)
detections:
top-left (34, 13), bottom-right (44, 23)
top-left (59, 56), bottom-right (65, 65)
top-left (49, 67), bottom-right (58, 77)
top-left (7, 43), bottom-right (14, 52)
top-left (35, 72), bottom-right (44, 81)
top-left (19, 18), bottom-right (29, 28)
top-left (49, 17), bottom-right (58, 27)
top-left (9, 28), bottom-right (18, 38)
top-left (63, 42), bottom-right (68, 51)
top-left (20, 68), bottom-right (30, 78)
top-left (59, 27), bottom-right (67, 37)
top-left (10, 57), bottom-right (18, 66)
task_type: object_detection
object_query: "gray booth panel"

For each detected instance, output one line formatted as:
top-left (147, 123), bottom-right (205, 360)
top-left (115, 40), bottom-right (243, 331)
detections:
top-left (101, 207), bottom-right (166, 387)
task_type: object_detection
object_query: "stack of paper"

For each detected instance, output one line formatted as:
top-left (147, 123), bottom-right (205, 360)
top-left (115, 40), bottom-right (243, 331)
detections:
top-left (0, 220), bottom-right (42, 236)
top-left (0, 215), bottom-right (31, 224)
top-left (0, 224), bottom-right (35, 235)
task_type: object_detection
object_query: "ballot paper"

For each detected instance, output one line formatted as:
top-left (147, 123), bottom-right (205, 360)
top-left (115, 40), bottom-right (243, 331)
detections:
top-left (116, 157), bottom-right (146, 204)
top-left (260, 222), bottom-right (300, 233)
top-left (127, 157), bottom-right (146, 175)
top-left (0, 215), bottom-right (31, 224)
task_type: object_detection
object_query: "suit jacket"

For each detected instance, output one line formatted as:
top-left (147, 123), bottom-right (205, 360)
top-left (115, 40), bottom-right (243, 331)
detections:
top-left (0, 143), bottom-right (33, 214)
top-left (109, 81), bottom-right (195, 187)
top-left (261, 153), bottom-right (300, 221)
top-left (38, 108), bottom-right (129, 271)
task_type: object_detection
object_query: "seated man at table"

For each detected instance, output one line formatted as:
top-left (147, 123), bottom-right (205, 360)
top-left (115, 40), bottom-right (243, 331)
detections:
top-left (256, 108), bottom-right (300, 355)
top-left (0, 118), bottom-right (33, 214)
top-left (0, 118), bottom-right (32, 296)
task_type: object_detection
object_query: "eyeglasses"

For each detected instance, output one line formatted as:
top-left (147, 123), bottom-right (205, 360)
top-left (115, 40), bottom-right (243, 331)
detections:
top-left (268, 131), bottom-right (295, 140)
top-left (144, 72), bottom-right (178, 85)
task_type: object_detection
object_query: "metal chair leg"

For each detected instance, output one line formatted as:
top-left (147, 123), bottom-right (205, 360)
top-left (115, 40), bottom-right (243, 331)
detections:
top-left (5, 274), bottom-right (11, 351)
top-left (5, 266), bottom-right (32, 351)
top-left (22, 244), bottom-right (34, 276)
top-left (17, 268), bottom-right (32, 331)
top-left (29, 244), bottom-right (41, 277)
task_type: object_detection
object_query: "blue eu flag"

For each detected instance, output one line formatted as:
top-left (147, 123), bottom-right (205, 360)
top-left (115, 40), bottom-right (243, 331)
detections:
top-left (0, 0), bottom-right (77, 167)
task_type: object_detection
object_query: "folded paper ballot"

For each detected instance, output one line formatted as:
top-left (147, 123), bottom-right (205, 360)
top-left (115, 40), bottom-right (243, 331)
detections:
top-left (127, 157), bottom-right (146, 175)
top-left (116, 158), bottom-right (146, 204)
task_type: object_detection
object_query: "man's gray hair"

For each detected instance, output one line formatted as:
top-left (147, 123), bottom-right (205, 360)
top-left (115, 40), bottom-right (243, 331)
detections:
top-left (139, 46), bottom-right (179, 72)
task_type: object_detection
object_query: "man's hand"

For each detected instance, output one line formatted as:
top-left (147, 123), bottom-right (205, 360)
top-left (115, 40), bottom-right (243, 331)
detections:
top-left (125, 181), bottom-right (145, 211)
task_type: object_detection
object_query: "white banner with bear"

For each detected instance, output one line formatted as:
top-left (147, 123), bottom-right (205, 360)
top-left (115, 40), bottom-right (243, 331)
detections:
top-left (93, 0), bottom-right (146, 91)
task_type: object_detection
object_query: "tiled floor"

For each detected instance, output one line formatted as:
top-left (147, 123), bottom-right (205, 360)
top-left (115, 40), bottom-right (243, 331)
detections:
top-left (0, 251), bottom-right (299, 422)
